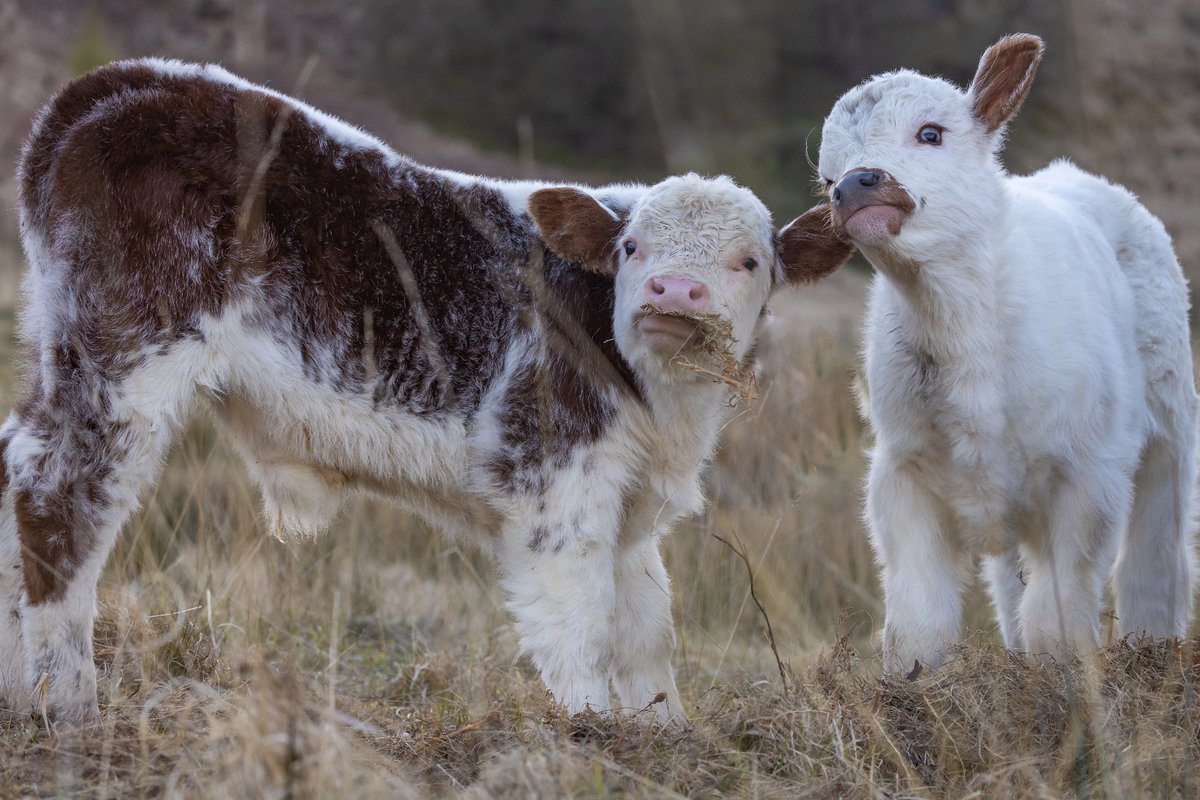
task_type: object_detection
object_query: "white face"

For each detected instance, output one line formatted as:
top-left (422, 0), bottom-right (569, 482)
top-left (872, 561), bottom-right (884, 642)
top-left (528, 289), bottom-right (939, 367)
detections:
top-left (817, 70), bottom-right (1001, 261)
top-left (610, 175), bottom-right (777, 380)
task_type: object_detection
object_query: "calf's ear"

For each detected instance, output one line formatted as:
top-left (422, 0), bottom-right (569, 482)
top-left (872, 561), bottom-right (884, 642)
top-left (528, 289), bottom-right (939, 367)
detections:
top-left (528, 188), bottom-right (624, 277)
top-left (777, 203), bottom-right (854, 285)
top-left (968, 33), bottom-right (1044, 134)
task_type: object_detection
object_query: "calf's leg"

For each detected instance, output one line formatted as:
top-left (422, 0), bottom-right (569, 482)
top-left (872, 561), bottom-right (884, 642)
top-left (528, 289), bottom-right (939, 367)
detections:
top-left (1114, 435), bottom-right (1195, 638)
top-left (9, 353), bottom-right (191, 724)
top-left (867, 453), bottom-right (970, 672)
top-left (611, 536), bottom-right (684, 722)
top-left (496, 519), bottom-right (618, 715)
top-left (981, 546), bottom-right (1024, 648)
top-left (1019, 476), bottom-right (1126, 658)
top-left (0, 423), bottom-right (26, 712)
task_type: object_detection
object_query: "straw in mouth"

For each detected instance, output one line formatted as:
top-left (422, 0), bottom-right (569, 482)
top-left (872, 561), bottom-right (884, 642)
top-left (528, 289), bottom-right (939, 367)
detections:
top-left (638, 304), bottom-right (758, 405)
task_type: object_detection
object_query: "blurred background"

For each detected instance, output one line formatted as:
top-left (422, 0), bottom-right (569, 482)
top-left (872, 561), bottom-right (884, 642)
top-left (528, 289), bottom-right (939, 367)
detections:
top-left (0, 0), bottom-right (1198, 739)
top-left (2, 0), bottom-right (1199, 276)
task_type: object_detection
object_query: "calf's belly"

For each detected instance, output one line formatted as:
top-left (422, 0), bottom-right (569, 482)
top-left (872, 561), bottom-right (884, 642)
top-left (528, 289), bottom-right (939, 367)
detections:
top-left (212, 385), bottom-right (493, 540)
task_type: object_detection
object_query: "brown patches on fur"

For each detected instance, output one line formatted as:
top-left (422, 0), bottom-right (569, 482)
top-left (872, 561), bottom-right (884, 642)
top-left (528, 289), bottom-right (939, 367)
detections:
top-left (0, 434), bottom-right (7, 499)
top-left (489, 347), bottom-right (618, 494)
top-left (528, 525), bottom-right (550, 552)
top-left (8, 340), bottom-right (122, 606)
top-left (484, 236), bottom-right (643, 493)
top-left (528, 188), bottom-right (624, 277)
top-left (21, 63), bottom-right (256, 379)
top-left (20, 61), bottom-right (560, 415)
top-left (15, 58), bottom-right (645, 596)
top-left (968, 33), bottom-right (1045, 134)
top-left (777, 203), bottom-right (855, 285)
top-left (19, 61), bottom-right (639, 424)
top-left (16, 490), bottom-right (78, 605)
top-left (19, 63), bottom-right (163, 232)
top-left (10, 409), bottom-right (117, 607)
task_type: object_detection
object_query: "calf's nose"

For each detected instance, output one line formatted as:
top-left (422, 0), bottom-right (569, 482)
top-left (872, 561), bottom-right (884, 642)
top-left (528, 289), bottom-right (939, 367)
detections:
top-left (645, 275), bottom-right (710, 313)
top-left (831, 169), bottom-right (881, 204)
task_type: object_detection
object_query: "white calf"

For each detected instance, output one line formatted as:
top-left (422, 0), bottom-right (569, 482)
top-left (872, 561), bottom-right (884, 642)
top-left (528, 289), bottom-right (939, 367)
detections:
top-left (0, 58), bottom-right (852, 723)
top-left (817, 34), bottom-right (1197, 671)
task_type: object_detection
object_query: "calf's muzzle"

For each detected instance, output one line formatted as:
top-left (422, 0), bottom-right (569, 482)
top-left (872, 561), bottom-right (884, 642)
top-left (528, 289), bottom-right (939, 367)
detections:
top-left (830, 168), bottom-right (916, 239)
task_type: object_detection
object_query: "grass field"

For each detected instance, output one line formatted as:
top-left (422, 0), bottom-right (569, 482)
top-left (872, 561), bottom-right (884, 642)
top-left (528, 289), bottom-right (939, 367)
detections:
top-left (1, 264), bottom-right (1199, 798)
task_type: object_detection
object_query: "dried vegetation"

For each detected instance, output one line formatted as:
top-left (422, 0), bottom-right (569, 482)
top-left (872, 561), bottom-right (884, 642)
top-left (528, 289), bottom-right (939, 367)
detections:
top-left (2, 276), bottom-right (1199, 796)
top-left (639, 303), bottom-right (759, 405)
top-left (6, 614), bottom-right (1200, 797)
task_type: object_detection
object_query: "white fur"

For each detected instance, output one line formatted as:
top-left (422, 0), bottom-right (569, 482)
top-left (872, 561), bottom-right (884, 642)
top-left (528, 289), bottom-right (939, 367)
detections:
top-left (819, 52), bottom-right (1198, 670)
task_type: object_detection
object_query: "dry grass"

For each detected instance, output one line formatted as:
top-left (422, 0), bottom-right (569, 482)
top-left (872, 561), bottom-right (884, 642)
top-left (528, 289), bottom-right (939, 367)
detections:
top-left (6, 604), bottom-right (1200, 797)
top-left (2, 270), bottom-right (1200, 796)
top-left (639, 304), bottom-right (760, 405)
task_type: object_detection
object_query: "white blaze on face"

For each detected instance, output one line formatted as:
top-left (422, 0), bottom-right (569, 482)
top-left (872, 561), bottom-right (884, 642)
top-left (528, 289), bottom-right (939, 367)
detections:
top-left (612, 174), bottom-right (775, 374)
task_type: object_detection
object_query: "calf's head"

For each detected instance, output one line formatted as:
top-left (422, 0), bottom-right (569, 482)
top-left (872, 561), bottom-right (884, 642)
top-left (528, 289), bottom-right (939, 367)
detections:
top-left (817, 34), bottom-right (1044, 259)
top-left (529, 174), bottom-right (852, 382)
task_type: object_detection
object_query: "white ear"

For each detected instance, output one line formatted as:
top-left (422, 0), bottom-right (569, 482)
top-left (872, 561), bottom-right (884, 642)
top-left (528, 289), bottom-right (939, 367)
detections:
top-left (968, 33), bottom-right (1044, 134)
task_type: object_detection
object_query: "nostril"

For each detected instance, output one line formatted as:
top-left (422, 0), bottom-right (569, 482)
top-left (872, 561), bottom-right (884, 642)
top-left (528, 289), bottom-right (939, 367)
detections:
top-left (859, 171), bottom-right (880, 188)
top-left (648, 277), bottom-right (665, 295)
top-left (688, 284), bottom-right (709, 302)
top-left (832, 187), bottom-right (842, 203)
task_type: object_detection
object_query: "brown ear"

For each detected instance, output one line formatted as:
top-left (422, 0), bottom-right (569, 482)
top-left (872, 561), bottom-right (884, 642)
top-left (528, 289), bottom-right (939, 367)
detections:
top-left (968, 33), bottom-right (1044, 134)
top-left (528, 188), bottom-right (624, 276)
top-left (777, 203), bottom-right (854, 285)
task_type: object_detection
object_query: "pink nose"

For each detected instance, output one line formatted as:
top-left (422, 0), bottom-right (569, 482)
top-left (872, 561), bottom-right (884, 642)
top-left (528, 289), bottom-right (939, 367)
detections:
top-left (645, 275), bottom-right (710, 313)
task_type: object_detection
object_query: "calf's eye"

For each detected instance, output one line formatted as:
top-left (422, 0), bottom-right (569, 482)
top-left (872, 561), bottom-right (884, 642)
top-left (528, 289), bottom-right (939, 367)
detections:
top-left (918, 125), bottom-right (943, 145)
top-left (624, 240), bottom-right (637, 257)
top-left (741, 258), bottom-right (758, 271)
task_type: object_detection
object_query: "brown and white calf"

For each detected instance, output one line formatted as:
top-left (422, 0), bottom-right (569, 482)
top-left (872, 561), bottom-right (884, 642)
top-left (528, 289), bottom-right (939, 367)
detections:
top-left (0, 59), bottom-right (851, 723)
